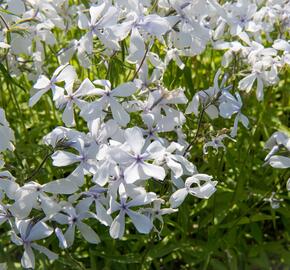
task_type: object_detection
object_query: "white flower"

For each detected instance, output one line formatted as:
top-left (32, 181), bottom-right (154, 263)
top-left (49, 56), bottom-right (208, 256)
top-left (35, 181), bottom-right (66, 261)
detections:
top-left (107, 167), bottom-right (139, 198)
top-left (11, 219), bottom-right (58, 269)
top-left (88, 118), bottom-right (120, 145)
top-left (42, 126), bottom-right (84, 149)
top-left (57, 38), bottom-right (92, 68)
top-left (0, 170), bottom-right (18, 199)
top-left (0, 203), bottom-right (12, 226)
top-left (110, 127), bottom-right (166, 184)
top-left (51, 138), bottom-right (98, 186)
top-left (136, 14), bottom-right (171, 37)
top-left (227, 0), bottom-right (260, 36)
top-left (273, 39), bottom-right (290, 65)
top-left (264, 131), bottom-right (290, 161)
top-left (238, 70), bottom-right (265, 101)
top-left (238, 42), bottom-right (278, 101)
top-left (127, 27), bottom-right (146, 65)
top-left (142, 198), bottom-right (178, 236)
top-left (186, 70), bottom-right (228, 120)
top-left (264, 192), bottom-right (283, 209)
top-left (71, 185), bottom-right (112, 226)
top-left (219, 92), bottom-right (249, 137)
top-left (53, 204), bottom-right (100, 247)
top-left (108, 185), bottom-right (156, 239)
top-left (10, 179), bottom-right (79, 218)
top-left (29, 64), bottom-right (77, 107)
top-left (203, 134), bottom-right (236, 154)
top-left (133, 63), bottom-right (162, 92)
top-left (78, 3), bottom-right (120, 51)
top-left (55, 78), bottom-right (99, 127)
top-left (155, 142), bottom-right (196, 178)
top-left (145, 87), bottom-right (187, 131)
top-left (80, 80), bottom-right (137, 126)
top-left (164, 48), bottom-right (185, 69)
top-left (214, 40), bottom-right (245, 67)
top-left (170, 174), bottom-right (217, 208)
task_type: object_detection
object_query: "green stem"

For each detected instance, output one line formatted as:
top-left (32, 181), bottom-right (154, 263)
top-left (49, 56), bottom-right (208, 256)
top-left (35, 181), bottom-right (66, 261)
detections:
top-left (25, 151), bottom-right (53, 181)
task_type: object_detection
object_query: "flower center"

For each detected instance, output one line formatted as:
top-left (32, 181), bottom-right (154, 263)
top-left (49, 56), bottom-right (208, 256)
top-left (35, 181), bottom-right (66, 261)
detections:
top-left (136, 155), bottom-right (143, 163)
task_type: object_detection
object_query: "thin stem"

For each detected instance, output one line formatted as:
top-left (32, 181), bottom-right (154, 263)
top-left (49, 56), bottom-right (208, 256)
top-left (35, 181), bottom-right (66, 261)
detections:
top-left (183, 82), bottom-right (225, 156)
top-left (25, 151), bottom-right (54, 181)
top-left (0, 13), bottom-right (11, 44)
top-left (183, 106), bottom-right (206, 155)
top-left (132, 45), bottom-right (149, 80)
top-left (65, 250), bottom-right (87, 270)
top-left (0, 13), bottom-right (9, 30)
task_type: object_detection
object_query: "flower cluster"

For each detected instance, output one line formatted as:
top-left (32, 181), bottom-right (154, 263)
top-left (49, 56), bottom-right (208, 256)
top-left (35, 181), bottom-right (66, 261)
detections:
top-left (0, 0), bottom-right (289, 268)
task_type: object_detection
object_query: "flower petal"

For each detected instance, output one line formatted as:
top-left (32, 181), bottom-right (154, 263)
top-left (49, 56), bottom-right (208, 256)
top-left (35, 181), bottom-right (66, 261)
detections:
top-left (51, 151), bottom-right (80, 167)
top-left (109, 98), bottom-right (130, 126)
top-left (269, 155), bottom-right (290, 169)
top-left (21, 245), bottom-right (35, 269)
top-left (124, 162), bottom-right (141, 184)
top-left (112, 82), bottom-right (137, 97)
top-left (110, 211), bottom-right (125, 239)
top-left (141, 162), bottom-right (165, 181)
top-left (64, 225), bottom-right (75, 247)
top-left (26, 221), bottom-right (53, 242)
top-left (43, 179), bottom-right (79, 194)
top-left (31, 243), bottom-right (58, 261)
top-left (29, 89), bottom-right (50, 107)
top-left (124, 127), bottom-right (145, 154)
top-left (169, 188), bottom-right (188, 208)
top-left (126, 209), bottom-right (153, 234)
top-left (78, 221), bottom-right (100, 244)
top-left (62, 102), bottom-right (75, 127)
top-left (33, 75), bottom-right (50, 90)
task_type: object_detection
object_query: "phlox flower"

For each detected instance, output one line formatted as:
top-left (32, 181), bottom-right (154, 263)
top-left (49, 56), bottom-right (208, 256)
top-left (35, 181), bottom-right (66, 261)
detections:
top-left (53, 204), bottom-right (100, 247)
top-left (264, 192), bottom-right (283, 209)
top-left (142, 198), bottom-right (178, 236)
top-left (273, 39), bottom-right (290, 65)
top-left (55, 78), bottom-right (99, 127)
top-left (0, 170), bottom-right (18, 200)
top-left (69, 185), bottom-right (112, 227)
top-left (145, 87), bottom-right (187, 131)
top-left (57, 38), bottom-right (92, 68)
top-left (78, 2), bottom-right (120, 51)
top-left (51, 138), bottom-right (99, 186)
top-left (170, 174), bottom-right (217, 208)
top-left (110, 127), bottom-right (166, 184)
top-left (0, 203), bottom-right (12, 227)
top-left (186, 69), bottom-right (229, 119)
top-left (154, 142), bottom-right (196, 178)
top-left (203, 134), bottom-right (235, 154)
top-left (80, 80), bottom-right (137, 126)
top-left (11, 219), bottom-right (58, 269)
top-left (10, 179), bottom-right (79, 219)
top-left (219, 92), bottom-right (249, 137)
top-left (108, 184), bottom-right (156, 239)
top-left (29, 64), bottom-right (77, 107)
top-left (238, 42), bottom-right (278, 101)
